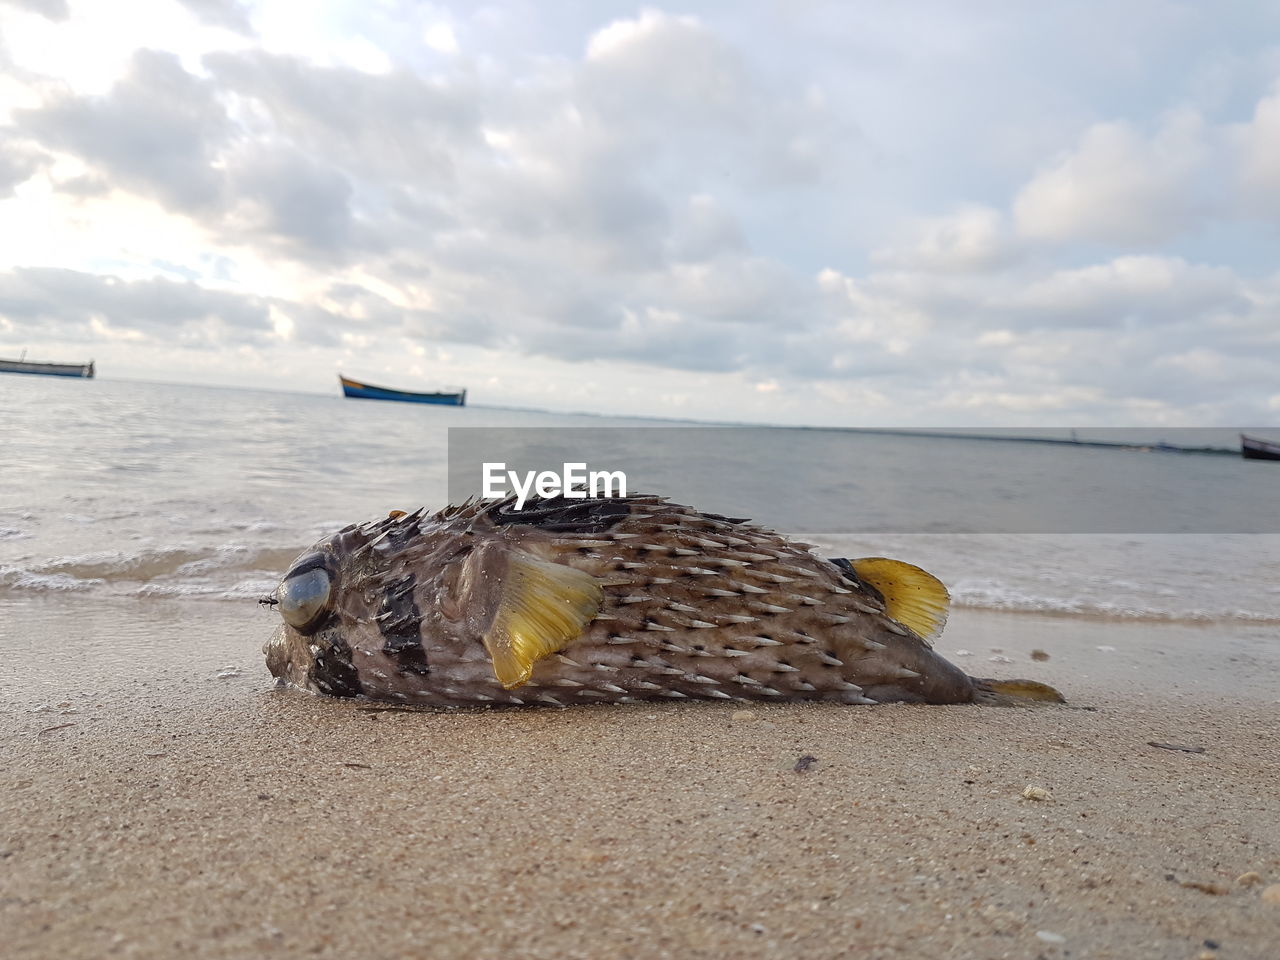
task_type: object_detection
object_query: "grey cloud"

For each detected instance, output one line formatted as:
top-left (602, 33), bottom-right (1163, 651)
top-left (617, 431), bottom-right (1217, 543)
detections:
top-left (0, 0), bottom-right (67, 20)
top-left (10, 13), bottom-right (851, 287)
top-left (0, 268), bottom-right (273, 340)
top-left (805, 252), bottom-right (1280, 422)
top-left (53, 173), bottom-right (111, 197)
top-left (175, 0), bottom-right (253, 35)
top-left (399, 308), bottom-right (499, 349)
top-left (17, 49), bottom-right (230, 212)
top-left (447, 142), bottom-right (673, 272)
top-left (0, 267), bottom-right (473, 354)
top-left (227, 147), bottom-right (355, 255)
top-left (654, 256), bottom-right (815, 328)
top-left (278, 281), bottom-right (499, 351)
top-left (872, 207), bottom-right (1019, 274)
top-left (0, 134), bottom-right (45, 195)
top-left (576, 10), bottom-right (851, 190)
top-left (14, 51), bottom-right (364, 257)
top-left (997, 256), bottom-right (1247, 329)
top-left (665, 195), bottom-right (746, 263)
top-left (580, 12), bottom-right (749, 132)
top-left (202, 50), bottom-right (479, 183)
top-left (518, 311), bottom-right (751, 374)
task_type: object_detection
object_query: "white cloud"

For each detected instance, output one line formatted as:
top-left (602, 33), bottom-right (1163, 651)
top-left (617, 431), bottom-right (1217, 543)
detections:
top-left (335, 35), bottom-right (393, 75)
top-left (937, 385), bottom-right (1107, 414)
top-left (585, 8), bottom-right (701, 62)
top-left (1013, 111), bottom-right (1211, 244)
top-left (872, 205), bottom-right (1014, 273)
top-left (1235, 82), bottom-right (1280, 214)
top-left (422, 21), bottom-right (457, 54)
top-left (1001, 255), bottom-right (1244, 328)
top-left (1011, 86), bottom-right (1280, 245)
top-left (0, 0), bottom-right (252, 95)
top-left (1154, 347), bottom-right (1233, 380)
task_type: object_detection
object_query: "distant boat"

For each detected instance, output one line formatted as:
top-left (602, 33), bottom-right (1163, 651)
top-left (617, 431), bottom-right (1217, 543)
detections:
top-left (339, 374), bottom-right (466, 406)
top-left (1241, 433), bottom-right (1280, 461)
top-left (0, 352), bottom-right (94, 378)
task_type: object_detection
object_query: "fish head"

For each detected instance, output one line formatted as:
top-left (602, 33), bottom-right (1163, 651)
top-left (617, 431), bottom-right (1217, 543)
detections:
top-left (262, 512), bottom-right (481, 697)
top-left (262, 524), bottom-right (367, 696)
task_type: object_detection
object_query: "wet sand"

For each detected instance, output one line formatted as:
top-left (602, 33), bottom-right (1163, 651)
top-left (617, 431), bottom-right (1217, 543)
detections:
top-left (3, 597), bottom-right (1278, 959)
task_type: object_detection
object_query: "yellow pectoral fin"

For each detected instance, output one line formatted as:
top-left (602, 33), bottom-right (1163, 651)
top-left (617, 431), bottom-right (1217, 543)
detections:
top-left (850, 557), bottom-right (950, 645)
top-left (483, 554), bottom-right (604, 689)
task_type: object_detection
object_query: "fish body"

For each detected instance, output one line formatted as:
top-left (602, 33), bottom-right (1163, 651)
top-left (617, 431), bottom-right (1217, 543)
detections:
top-left (264, 495), bottom-right (1062, 708)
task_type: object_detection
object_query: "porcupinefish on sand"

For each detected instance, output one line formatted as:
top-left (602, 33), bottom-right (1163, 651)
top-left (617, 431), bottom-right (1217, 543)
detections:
top-left (263, 494), bottom-right (1063, 708)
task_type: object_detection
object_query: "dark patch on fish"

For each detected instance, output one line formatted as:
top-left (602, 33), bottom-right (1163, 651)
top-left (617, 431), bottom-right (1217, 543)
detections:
top-left (369, 512), bottom-right (426, 554)
top-left (378, 573), bottom-right (430, 677)
top-left (701, 512), bottom-right (749, 525)
top-left (289, 551), bottom-right (331, 577)
top-left (489, 495), bottom-right (635, 533)
top-left (830, 557), bottom-right (884, 605)
top-left (311, 634), bottom-right (363, 697)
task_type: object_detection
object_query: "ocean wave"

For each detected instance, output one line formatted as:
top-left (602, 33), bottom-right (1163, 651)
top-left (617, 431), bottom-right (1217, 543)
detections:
top-left (133, 576), bottom-right (279, 601)
top-left (952, 583), bottom-right (1280, 624)
top-left (0, 567), bottom-right (104, 592)
top-left (0, 544), bottom-right (303, 597)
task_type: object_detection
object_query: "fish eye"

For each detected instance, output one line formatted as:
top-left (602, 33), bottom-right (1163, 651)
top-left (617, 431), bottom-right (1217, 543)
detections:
top-left (276, 562), bottom-right (332, 633)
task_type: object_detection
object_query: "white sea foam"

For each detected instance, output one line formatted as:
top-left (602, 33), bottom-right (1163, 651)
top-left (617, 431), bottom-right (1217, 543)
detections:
top-left (0, 567), bottom-right (104, 592)
top-left (0, 544), bottom-right (304, 598)
top-left (952, 581), bottom-right (1280, 624)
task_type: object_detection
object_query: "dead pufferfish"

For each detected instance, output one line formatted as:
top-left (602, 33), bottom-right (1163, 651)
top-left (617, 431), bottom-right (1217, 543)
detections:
top-left (263, 494), bottom-right (1063, 708)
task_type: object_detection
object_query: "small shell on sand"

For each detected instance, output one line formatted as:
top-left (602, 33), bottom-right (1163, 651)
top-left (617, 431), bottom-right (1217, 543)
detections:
top-left (1261, 883), bottom-right (1280, 905)
top-left (1236, 872), bottom-right (1263, 886)
top-left (1022, 785), bottom-right (1051, 801)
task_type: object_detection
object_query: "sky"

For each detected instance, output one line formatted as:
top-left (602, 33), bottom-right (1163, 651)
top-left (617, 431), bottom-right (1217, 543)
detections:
top-left (0, 0), bottom-right (1278, 426)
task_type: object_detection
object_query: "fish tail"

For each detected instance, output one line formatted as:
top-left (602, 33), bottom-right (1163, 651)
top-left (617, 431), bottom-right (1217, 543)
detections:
top-left (971, 677), bottom-right (1066, 706)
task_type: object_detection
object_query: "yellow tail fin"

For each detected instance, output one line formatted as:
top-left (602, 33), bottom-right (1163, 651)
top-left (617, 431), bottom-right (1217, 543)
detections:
top-left (973, 678), bottom-right (1066, 706)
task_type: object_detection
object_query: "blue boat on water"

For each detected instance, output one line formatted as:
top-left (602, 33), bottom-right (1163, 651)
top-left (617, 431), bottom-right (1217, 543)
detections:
top-left (339, 374), bottom-right (466, 406)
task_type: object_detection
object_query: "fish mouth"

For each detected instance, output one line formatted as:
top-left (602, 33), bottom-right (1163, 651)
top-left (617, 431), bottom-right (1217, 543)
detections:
top-left (263, 625), bottom-right (289, 676)
top-left (263, 624), bottom-right (319, 693)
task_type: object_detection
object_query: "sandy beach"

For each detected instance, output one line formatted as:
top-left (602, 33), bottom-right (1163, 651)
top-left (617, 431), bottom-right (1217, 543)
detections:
top-left (2, 596), bottom-right (1277, 960)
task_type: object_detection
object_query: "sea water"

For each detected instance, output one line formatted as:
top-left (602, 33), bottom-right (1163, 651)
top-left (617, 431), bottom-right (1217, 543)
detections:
top-left (1, 376), bottom-right (1277, 638)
